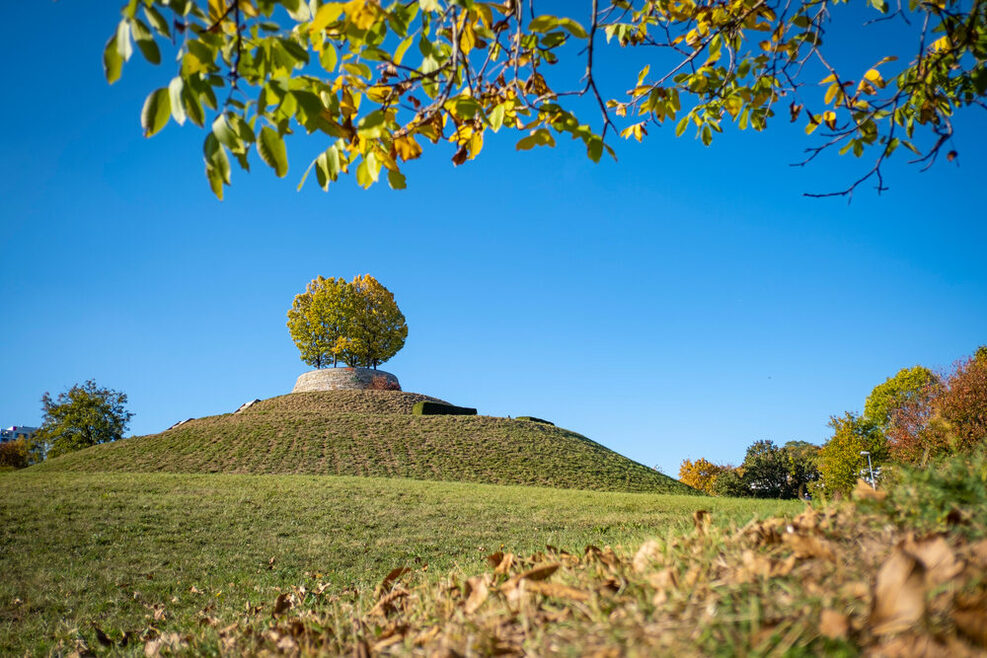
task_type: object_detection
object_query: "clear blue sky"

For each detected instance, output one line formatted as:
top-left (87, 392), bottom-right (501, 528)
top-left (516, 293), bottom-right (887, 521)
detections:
top-left (1, 2), bottom-right (984, 475)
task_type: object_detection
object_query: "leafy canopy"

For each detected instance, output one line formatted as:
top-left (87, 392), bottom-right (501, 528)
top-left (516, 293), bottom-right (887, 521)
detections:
top-left (34, 380), bottom-right (134, 459)
top-left (104, 0), bottom-right (987, 199)
top-left (287, 273), bottom-right (408, 369)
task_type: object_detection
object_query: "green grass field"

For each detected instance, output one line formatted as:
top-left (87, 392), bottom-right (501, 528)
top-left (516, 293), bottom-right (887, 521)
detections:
top-left (0, 470), bottom-right (799, 655)
top-left (35, 391), bottom-right (693, 494)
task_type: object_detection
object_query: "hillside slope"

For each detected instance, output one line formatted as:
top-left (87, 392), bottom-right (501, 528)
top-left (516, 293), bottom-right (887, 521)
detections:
top-left (36, 391), bottom-right (694, 494)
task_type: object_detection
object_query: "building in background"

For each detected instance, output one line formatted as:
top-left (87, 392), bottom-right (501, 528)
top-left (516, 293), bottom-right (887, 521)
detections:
top-left (1, 426), bottom-right (38, 443)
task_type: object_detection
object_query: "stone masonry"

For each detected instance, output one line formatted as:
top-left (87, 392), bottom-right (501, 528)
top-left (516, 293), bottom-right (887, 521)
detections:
top-left (292, 367), bottom-right (400, 392)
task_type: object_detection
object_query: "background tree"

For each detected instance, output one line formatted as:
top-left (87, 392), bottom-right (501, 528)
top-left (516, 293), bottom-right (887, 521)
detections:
top-left (887, 348), bottom-right (987, 463)
top-left (678, 457), bottom-right (729, 495)
top-left (33, 381), bottom-right (134, 459)
top-left (781, 440), bottom-right (821, 498)
top-left (818, 412), bottom-right (886, 495)
top-left (287, 274), bottom-right (407, 369)
top-left (864, 365), bottom-right (941, 429)
top-left (100, 0), bottom-right (986, 199)
top-left (711, 467), bottom-right (748, 497)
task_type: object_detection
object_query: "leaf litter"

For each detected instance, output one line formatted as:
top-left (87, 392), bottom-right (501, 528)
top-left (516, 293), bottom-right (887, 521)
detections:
top-left (105, 490), bottom-right (987, 656)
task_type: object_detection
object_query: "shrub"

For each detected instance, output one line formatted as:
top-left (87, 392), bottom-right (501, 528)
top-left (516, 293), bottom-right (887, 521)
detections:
top-left (369, 375), bottom-right (401, 391)
top-left (0, 439), bottom-right (31, 469)
top-left (515, 416), bottom-right (553, 425)
top-left (678, 458), bottom-right (729, 495)
top-left (412, 401), bottom-right (477, 416)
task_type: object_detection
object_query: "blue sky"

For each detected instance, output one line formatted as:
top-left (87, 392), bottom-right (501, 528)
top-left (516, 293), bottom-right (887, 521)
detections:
top-left (1, 2), bottom-right (984, 475)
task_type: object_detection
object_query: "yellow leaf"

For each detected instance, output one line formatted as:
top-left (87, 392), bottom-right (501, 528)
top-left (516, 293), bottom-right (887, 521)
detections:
top-left (863, 68), bottom-right (885, 88)
top-left (393, 135), bottom-right (422, 161)
top-left (820, 73), bottom-right (838, 84)
top-left (311, 3), bottom-right (344, 35)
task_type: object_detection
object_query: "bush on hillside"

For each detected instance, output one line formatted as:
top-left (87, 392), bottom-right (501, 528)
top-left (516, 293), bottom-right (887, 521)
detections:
top-left (412, 401), bottom-right (478, 416)
top-left (515, 416), bottom-right (553, 425)
top-left (0, 439), bottom-right (31, 469)
top-left (369, 375), bottom-right (401, 391)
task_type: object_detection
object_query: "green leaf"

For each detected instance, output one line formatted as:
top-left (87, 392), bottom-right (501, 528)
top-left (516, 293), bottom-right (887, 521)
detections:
top-left (258, 126), bottom-right (288, 177)
top-left (701, 123), bottom-right (712, 146)
top-left (674, 116), bottom-right (690, 137)
top-left (141, 87), bottom-right (170, 137)
top-left (103, 34), bottom-right (124, 84)
top-left (319, 43), bottom-right (338, 72)
top-left (131, 18), bottom-right (161, 65)
top-left (586, 136), bottom-right (603, 163)
top-left (387, 169), bottom-right (407, 190)
top-left (488, 103), bottom-right (506, 131)
top-left (168, 77), bottom-right (186, 126)
top-left (144, 5), bottom-right (171, 38)
top-left (393, 36), bottom-right (414, 65)
top-left (212, 114), bottom-right (238, 149)
top-left (182, 82), bottom-right (205, 127)
top-left (529, 15), bottom-right (560, 33)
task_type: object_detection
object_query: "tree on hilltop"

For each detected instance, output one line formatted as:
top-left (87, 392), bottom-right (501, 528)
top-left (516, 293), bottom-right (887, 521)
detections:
top-left (101, 0), bottom-right (986, 199)
top-left (287, 274), bottom-right (407, 369)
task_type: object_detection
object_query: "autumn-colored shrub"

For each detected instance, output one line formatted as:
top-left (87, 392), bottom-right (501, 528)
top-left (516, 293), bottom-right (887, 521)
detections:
top-left (369, 375), bottom-right (401, 391)
top-left (678, 458), bottom-right (729, 495)
top-left (888, 349), bottom-right (987, 464)
top-left (0, 439), bottom-right (31, 469)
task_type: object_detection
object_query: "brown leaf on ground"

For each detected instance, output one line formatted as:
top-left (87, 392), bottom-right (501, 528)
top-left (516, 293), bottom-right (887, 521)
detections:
top-left (464, 576), bottom-right (489, 614)
top-left (524, 581), bottom-right (590, 602)
top-left (819, 609), bottom-right (849, 639)
top-left (486, 552), bottom-right (505, 569)
top-left (632, 540), bottom-right (662, 573)
top-left (870, 547), bottom-right (927, 635)
top-left (783, 531), bottom-right (837, 562)
top-left (493, 553), bottom-right (516, 575)
top-left (693, 510), bottom-right (710, 533)
top-left (519, 563), bottom-right (560, 582)
top-left (954, 591), bottom-right (987, 648)
top-left (853, 478), bottom-right (887, 501)
top-left (377, 567), bottom-right (412, 596)
top-left (371, 588), bottom-right (409, 617)
top-left (903, 535), bottom-right (964, 587)
top-left (272, 592), bottom-right (293, 618)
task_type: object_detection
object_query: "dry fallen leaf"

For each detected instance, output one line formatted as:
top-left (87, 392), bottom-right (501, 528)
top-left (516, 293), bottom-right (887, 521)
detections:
top-left (784, 531), bottom-right (837, 562)
top-left (904, 535), bottom-right (964, 587)
top-left (272, 592), bottom-right (292, 618)
top-left (377, 567), bottom-right (412, 596)
top-left (819, 609), bottom-right (849, 639)
top-left (525, 581), bottom-right (590, 602)
top-left (632, 540), bottom-right (662, 574)
top-left (464, 576), bottom-right (489, 614)
top-left (693, 510), bottom-right (711, 533)
top-left (519, 563), bottom-right (560, 582)
top-left (870, 547), bottom-right (927, 635)
top-left (853, 478), bottom-right (887, 501)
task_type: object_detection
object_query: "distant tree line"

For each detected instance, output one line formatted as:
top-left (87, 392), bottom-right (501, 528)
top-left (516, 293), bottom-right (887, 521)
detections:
top-left (680, 346), bottom-right (987, 498)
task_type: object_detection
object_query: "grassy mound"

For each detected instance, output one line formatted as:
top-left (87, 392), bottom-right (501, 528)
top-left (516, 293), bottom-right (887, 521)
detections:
top-left (35, 391), bottom-right (692, 494)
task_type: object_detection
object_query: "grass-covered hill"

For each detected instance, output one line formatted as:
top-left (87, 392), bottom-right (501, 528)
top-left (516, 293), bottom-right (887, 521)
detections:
top-left (36, 390), bottom-right (693, 494)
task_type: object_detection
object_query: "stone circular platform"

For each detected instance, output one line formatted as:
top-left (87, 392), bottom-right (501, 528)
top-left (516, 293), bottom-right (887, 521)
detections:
top-left (292, 367), bottom-right (400, 392)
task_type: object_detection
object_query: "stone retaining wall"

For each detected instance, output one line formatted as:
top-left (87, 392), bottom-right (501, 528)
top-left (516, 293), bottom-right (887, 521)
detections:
top-left (292, 367), bottom-right (400, 392)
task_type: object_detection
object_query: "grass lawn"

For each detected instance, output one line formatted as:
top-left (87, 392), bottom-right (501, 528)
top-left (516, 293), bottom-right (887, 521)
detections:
top-left (0, 470), bottom-right (799, 655)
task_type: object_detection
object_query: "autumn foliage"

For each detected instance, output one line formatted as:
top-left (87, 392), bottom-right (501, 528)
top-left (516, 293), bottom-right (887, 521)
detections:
top-left (887, 350), bottom-right (987, 464)
top-left (287, 274), bottom-right (408, 370)
top-left (0, 439), bottom-right (31, 469)
top-left (678, 458), bottom-right (729, 494)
